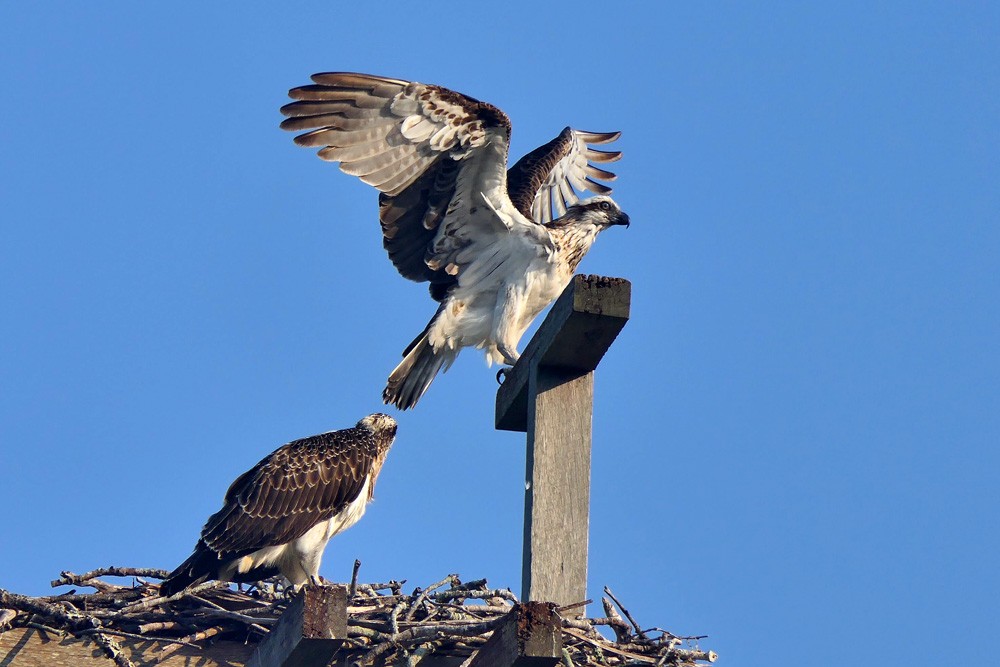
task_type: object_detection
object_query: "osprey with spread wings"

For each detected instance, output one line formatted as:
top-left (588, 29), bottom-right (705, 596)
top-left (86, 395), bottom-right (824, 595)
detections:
top-left (281, 73), bottom-right (629, 409)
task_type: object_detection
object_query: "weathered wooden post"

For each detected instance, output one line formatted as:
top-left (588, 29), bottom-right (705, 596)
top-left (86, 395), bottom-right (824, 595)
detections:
top-left (466, 602), bottom-right (562, 667)
top-left (247, 585), bottom-right (348, 667)
top-left (496, 275), bottom-right (631, 609)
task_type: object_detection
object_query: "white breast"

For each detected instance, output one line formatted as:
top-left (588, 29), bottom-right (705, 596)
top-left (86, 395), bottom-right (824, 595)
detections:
top-left (323, 476), bottom-right (372, 538)
top-left (231, 476), bottom-right (373, 586)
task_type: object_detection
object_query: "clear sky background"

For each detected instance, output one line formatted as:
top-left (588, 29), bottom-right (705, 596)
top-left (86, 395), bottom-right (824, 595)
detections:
top-left (1, 3), bottom-right (997, 665)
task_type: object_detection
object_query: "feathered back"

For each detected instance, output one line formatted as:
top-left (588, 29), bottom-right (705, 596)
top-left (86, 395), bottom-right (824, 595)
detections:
top-left (161, 415), bottom-right (397, 595)
top-left (202, 420), bottom-right (393, 557)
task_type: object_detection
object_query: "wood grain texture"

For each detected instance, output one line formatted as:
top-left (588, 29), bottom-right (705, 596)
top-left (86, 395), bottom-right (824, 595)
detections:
top-left (246, 585), bottom-right (347, 667)
top-left (522, 370), bottom-right (594, 609)
top-left (495, 274), bottom-right (629, 612)
top-left (466, 602), bottom-right (561, 667)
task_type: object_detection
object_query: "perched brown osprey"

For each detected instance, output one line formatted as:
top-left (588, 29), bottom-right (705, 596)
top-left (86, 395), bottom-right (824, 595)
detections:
top-left (160, 414), bottom-right (397, 596)
top-left (280, 73), bottom-right (629, 410)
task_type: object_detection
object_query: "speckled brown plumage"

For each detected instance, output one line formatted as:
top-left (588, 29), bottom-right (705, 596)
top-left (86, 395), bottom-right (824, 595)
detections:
top-left (202, 427), bottom-right (384, 554)
top-left (161, 414), bottom-right (397, 595)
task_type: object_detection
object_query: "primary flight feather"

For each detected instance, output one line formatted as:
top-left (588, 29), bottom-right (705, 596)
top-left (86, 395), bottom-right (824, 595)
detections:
top-left (280, 73), bottom-right (629, 409)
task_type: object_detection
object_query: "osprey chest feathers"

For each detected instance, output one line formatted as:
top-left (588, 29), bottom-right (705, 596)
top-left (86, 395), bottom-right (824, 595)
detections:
top-left (549, 220), bottom-right (605, 276)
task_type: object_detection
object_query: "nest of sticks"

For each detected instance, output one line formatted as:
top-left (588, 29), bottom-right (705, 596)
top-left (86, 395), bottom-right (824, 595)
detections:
top-left (0, 566), bottom-right (717, 667)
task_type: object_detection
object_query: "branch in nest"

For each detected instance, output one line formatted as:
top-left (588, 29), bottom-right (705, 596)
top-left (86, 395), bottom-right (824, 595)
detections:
top-left (433, 588), bottom-right (517, 603)
top-left (603, 586), bottom-right (647, 641)
top-left (349, 559), bottom-right (362, 599)
top-left (88, 629), bottom-right (137, 667)
top-left (673, 648), bottom-right (718, 664)
top-left (51, 567), bottom-right (172, 590)
top-left (155, 625), bottom-right (226, 661)
top-left (359, 614), bottom-right (509, 667)
top-left (602, 596), bottom-right (631, 642)
top-left (0, 589), bottom-right (100, 631)
top-left (404, 574), bottom-right (458, 621)
top-left (121, 580), bottom-right (226, 612)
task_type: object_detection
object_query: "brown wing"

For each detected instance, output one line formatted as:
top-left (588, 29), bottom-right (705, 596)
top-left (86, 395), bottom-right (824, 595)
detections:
top-left (199, 427), bottom-right (377, 557)
top-left (280, 72), bottom-right (513, 300)
top-left (506, 127), bottom-right (622, 224)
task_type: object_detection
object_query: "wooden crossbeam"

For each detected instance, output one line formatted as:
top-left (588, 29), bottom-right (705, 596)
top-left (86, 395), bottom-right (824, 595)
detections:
top-left (496, 275), bottom-right (631, 609)
top-left (496, 276), bottom-right (631, 433)
top-left (246, 585), bottom-right (347, 667)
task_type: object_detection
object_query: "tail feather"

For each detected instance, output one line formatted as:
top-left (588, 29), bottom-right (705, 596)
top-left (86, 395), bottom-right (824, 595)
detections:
top-left (160, 545), bottom-right (215, 597)
top-left (383, 330), bottom-right (456, 410)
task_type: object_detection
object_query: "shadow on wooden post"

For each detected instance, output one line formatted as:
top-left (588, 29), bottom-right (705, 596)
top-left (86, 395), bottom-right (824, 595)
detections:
top-left (496, 275), bottom-right (631, 610)
top-left (247, 585), bottom-right (348, 667)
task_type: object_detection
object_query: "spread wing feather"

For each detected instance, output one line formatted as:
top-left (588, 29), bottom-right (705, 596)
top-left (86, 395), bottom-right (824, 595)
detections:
top-left (280, 72), bottom-right (505, 196)
top-left (506, 127), bottom-right (622, 224)
top-left (199, 428), bottom-right (376, 557)
top-left (281, 72), bottom-right (525, 302)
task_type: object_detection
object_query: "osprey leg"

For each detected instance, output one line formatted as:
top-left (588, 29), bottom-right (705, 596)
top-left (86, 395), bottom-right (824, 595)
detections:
top-left (491, 282), bottom-right (528, 366)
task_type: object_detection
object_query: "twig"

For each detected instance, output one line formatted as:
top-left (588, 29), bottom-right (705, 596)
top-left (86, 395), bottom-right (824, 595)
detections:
top-left (51, 567), bottom-right (171, 590)
top-left (645, 626), bottom-right (708, 641)
top-left (24, 620), bottom-right (67, 636)
top-left (183, 606), bottom-right (275, 631)
top-left (122, 580), bottom-right (224, 612)
top-left (0, 589), bottom-right (100, 630)
top-left (390, 599), bottom-right (407, 635)
top-left (440, 603), bottom-right (513, 617)
top-left (155, 625), bottom-right (225, 662)
top-left (358, 614), bottom-right (509, 667)
top-left (405, 574), bottom-right (457, 621)
top-left (406, 643), bottom-right (439, 667)
top-left (138, 620), bottom-right (188, 634)
top-left (672, 648), bottom-right (718, 664)
top-left (364, 581), bottom-right (406, 595)
top-left (602, 596), bottom-right (631, 642)
top-left (350, 559), bottom-right (362, 598)
top-left (186, 592), bottom-right (277, 630)
top-left (563, 627), bottom-right (657, 663)
top-left (433, 588), bottom-right (517, 603)
top-left (446, 578), bottom-right (487, 593)
top-left (556, 599), bottom-right (592, 613)
top-left (577, 615), bottom-right (631, 636)
top-left (603, 587), bottom-right (648, 640)
top-left (90, 629), bottom-right (137, 667)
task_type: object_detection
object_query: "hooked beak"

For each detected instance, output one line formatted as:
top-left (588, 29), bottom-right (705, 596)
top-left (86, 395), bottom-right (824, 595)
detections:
top-left (614, 211), bottom-right (630, 228)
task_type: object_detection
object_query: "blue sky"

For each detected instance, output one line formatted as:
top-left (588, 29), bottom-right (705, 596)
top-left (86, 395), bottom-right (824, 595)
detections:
top-left (1, 3), bottom-right (997, 665)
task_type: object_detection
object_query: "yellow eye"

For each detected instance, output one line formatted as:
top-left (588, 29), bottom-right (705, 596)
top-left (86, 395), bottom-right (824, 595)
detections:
top-left (599, 201), bottom-right (611, 211)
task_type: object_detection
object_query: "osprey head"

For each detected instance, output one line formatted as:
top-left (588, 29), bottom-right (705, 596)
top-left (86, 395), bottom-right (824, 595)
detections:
top-left (567, 196), bottom-right (630, 229)
top-left (357, 413), bottom-right (398, 442)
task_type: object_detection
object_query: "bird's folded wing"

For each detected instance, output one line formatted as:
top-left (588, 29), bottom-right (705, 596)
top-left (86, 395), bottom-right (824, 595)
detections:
top-left (506, 127), bottom-right (622, 224)
top-left (200, 433), bottom-right (371, 555)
